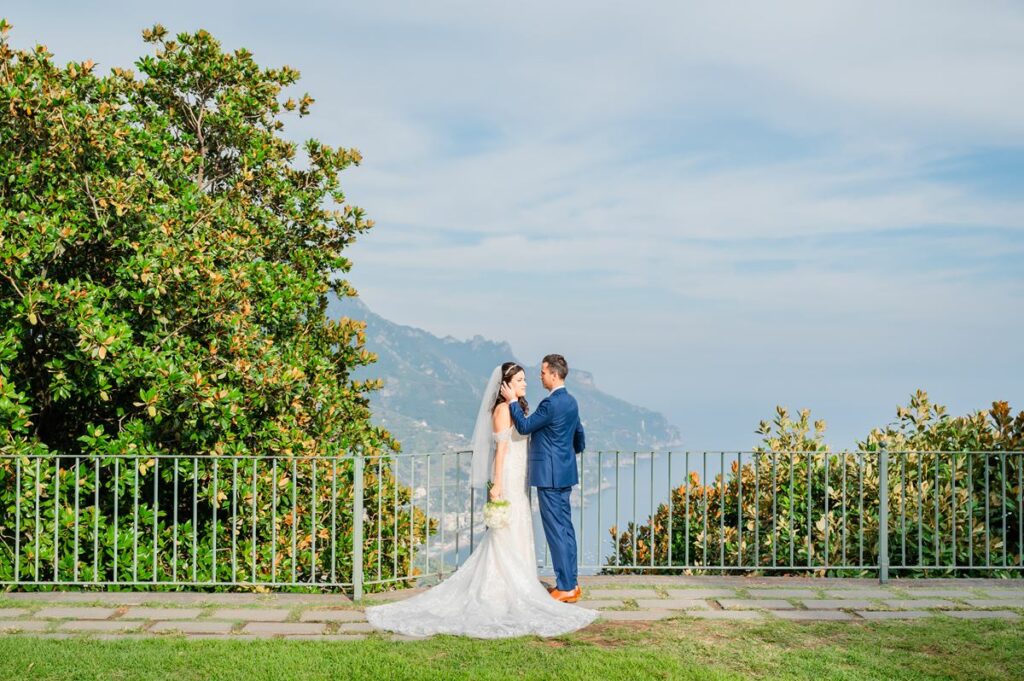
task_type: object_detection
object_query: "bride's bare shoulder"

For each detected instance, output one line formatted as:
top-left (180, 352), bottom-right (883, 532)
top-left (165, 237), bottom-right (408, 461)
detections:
top-left (492, 403), bottom-right (511, 431)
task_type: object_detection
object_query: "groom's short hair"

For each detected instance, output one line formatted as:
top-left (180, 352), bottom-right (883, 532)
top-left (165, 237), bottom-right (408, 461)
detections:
top-left (542, 354), bottom-right (568, 379)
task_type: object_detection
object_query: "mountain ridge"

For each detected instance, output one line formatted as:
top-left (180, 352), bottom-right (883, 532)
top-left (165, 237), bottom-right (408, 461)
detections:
top-left (329, 296), bottom-right (682, 452)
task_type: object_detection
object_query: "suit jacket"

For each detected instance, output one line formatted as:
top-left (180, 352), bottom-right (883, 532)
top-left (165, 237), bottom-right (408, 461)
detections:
top-left (509, 387), bottom-right (585, 488)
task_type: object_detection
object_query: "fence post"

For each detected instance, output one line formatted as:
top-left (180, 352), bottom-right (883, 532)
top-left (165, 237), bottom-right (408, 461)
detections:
top-left (470, 486), bottom-right (476, 553)
top-left (878, 445), bottom-right (889, 584)
top-left (352, 453), bottom-right (364, 602)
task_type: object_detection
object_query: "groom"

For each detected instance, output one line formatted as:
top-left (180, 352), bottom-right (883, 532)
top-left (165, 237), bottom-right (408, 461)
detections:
top-left (500, 354), bottom-right (585, 603)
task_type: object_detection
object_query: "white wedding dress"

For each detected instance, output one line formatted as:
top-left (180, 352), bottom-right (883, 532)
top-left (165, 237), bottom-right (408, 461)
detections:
top-left (365, 426), bottom-right (598, 638)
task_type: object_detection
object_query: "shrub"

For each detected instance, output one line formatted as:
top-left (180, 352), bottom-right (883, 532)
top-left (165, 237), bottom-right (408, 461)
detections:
top-left (606, 392), bottom-right (1024, 577)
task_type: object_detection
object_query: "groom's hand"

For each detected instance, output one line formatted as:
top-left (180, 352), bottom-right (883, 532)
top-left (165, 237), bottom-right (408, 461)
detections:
top-left (499, 382), bottom-right (516, 403)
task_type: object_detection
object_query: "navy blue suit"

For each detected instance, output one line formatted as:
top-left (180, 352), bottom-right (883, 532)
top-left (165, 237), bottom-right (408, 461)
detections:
top-left (509, 387), bottom-right (585, 591)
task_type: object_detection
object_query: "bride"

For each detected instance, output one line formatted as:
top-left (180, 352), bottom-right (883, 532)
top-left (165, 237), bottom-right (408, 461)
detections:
top-left (365, 362), bottom-right (598, 638)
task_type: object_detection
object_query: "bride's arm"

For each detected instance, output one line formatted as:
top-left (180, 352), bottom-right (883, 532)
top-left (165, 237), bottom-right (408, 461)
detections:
top-left (490, 404), bottom-right (511, 500)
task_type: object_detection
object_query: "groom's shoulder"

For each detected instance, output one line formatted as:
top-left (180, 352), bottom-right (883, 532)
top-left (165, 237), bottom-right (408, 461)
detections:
top-left (555, 388), bottom-right (576, 406)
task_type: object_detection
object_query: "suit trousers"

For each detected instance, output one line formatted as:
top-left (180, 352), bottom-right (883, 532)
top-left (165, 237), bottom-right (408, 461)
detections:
top-left (536, 486), bottom-right (577, 591)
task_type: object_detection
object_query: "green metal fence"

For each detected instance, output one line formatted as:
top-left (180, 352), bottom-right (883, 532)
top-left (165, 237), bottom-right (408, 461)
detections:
top-left (2, 449), bottom-right (1022, 600)
top-left (569, 449), bottom-right (1024, 580)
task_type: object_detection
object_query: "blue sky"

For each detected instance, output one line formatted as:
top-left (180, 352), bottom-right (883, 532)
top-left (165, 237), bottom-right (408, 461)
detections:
top-left (6, 1), bottom-right (1023, 449)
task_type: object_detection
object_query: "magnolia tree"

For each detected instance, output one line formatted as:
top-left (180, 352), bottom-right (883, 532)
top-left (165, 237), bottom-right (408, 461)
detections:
top-left (0, 22), bottom-right (429, 588)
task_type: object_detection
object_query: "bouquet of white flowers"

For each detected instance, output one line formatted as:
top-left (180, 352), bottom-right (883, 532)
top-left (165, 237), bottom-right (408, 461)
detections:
top-left (484, 498), bottom-right (511, 529)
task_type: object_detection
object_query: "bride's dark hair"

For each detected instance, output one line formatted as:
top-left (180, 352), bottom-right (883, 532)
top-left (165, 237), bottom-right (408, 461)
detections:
top-left (493, 361), bottom-right (529, 416)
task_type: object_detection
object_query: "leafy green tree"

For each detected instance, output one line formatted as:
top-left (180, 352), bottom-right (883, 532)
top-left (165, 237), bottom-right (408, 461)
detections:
top-left (0, 21), bottom-right (429, 589)
top-left (1, 20), bottom-right (392, 459)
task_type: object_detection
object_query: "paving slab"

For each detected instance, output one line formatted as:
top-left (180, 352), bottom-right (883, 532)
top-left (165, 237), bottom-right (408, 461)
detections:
top-left (121, 607), bottom-right (204, 620)
top-left (897, 589), bottom-right (976, 599)
top-left (773, 610), bottom-right (855, 621)
top-left (4, 593), bottom-right (150, 605)
top-left (666, 589), bottom-right (739, 599)
top-left (802, 600), bottom-right (873, 610)
top-left (636, 599), bottom-right (710, 610)
top-left (718, 599), bottom-right (796, 610)
top-left (241, 622), bottom-right (326, 635)
top-left (150, 620), bottom-right (234, 634)
top-left (337, 622), bottom-right (377, 633)
top-left (300, 609), bottom-right (368, 622)
top-left (23, 633), bottom-right (76, 639)
top-left (177, 634), bottom-right (270, 640)
top-left (573, 600), bottom-right (624, 610)
top-left (0, 620), bottom-right (50, 632)
top-left (285, 634), bottom-right (368, 641)
top-left (599, 610), bottom-right (676, 621)
top-left (184, 634), bottom-right (266, 640)
top-left (976, 589), bottom-right (1024, 598)
top-left (0, 609), bottom-right (30, 618)
top-left (964, 599), bottom-right (1024, 609)
top-left (856, 610), bottom-right (934, 620)
top-left (209, 608), bottom-right (291, 621)
top-left (3, 592), bottom-right (350, 605)
top-left (686, 610), bottom-right (764, 620)
top-left (92, 634), bottom-right (158, 640)
top-left (58, 620), bottom-right (143, 632)
top-left (823, 590), bottom-right (894, 599)
top-left (747, 589), bottom-right (821, 599)
top-left (580, 576), bottom-right (882, 588)
top-left (883, 599), bottom-right (956, 610)
top-left (945, 610), bottom-right (1020, 620)
top-left (361, 589), bottom-right (426, 603)
top-left (587, 589), bottom-right (661, 599)
top-left (36, 607), bottom-right (117, 620)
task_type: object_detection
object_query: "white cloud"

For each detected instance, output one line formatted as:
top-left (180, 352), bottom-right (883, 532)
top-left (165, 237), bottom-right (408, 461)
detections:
top-left (5, 0), bottom-right (1023, 448)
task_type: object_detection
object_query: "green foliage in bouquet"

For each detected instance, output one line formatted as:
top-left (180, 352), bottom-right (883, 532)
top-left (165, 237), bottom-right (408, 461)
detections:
top-left (0, 20), bottom-right (432, 590)
top-left (606, 391), bottom-right (1024, 577)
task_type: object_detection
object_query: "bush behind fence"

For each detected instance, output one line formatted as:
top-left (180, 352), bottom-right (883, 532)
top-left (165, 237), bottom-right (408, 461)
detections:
top-left (605, 448), bottom-right (1024, 577)
top-left (0, 453), bottom-right (432, 591)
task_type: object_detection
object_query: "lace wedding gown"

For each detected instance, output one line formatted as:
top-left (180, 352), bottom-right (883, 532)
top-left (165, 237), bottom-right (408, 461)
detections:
top-left (365, 426), bottom-right (598, 638)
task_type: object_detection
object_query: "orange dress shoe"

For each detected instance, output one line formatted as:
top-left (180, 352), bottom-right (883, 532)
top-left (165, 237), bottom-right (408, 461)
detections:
top-left (550, 586), bottom-right (582, 603)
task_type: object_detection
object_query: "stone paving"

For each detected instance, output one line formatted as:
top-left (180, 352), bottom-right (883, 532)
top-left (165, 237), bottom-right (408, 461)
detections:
top-left (2, 577), bottom-right (1022, 640)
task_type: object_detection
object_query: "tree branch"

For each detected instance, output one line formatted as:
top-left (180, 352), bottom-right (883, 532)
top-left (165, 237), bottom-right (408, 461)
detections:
top-left (82, 174), bottom-right (104, 226)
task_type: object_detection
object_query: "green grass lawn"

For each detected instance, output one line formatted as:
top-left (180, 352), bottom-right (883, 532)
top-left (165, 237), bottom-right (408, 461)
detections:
top-left (1, 617), bottom-right (1022, 680)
